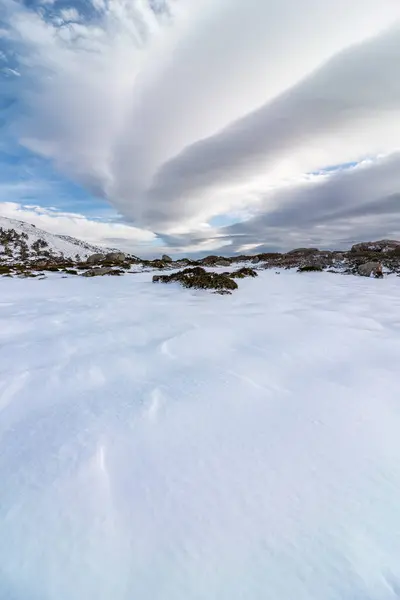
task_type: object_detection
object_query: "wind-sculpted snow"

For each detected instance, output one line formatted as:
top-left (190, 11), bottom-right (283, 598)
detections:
top-left (0, 271), bottom-right (400, 599)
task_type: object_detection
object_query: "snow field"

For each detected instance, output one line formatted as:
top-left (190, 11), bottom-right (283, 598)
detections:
top-left (0, 270), bottom-right (400, 599)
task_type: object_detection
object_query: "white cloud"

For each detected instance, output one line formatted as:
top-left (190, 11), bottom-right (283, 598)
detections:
top-left (2, 0), bottom-right (400, 247)
top-left (60, 8), bottom-right (80, 23)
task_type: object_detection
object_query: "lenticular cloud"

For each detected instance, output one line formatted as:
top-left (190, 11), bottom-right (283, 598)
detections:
top-left (4, 0), bottom-right (400, 233)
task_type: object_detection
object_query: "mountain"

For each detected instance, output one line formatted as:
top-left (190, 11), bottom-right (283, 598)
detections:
top-left (0, 216), bottom-right (118, 263)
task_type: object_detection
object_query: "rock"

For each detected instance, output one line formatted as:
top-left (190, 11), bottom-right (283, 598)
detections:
top-left (358, 262), bottom-right (383, 278)
top-left (149, 259), bottom-right (168, 269)
top-left (351, 240), bottom-right (400, 253)
top-left (200, 255), bottom-right (232, 267)
top-left (86, 253), bottom-right (104, 265)
top-left (82, 267), bottom-right (123, 277)
top-left (105, 252), bottom-right (126, 263)
top-left (153, 266), bottom-right (238, 293)
top-left (33, 260), bottom-right (49, 269)
top-left (287, 248), bottom-right (319, 256)
top-left (161, 254), bottom-right (173, 263)
top-left (226, 267), bottom-right (258, 279)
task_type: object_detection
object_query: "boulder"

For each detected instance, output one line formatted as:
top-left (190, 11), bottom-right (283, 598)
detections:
top-left (161, 254), bottom-right (173, 263)
top-left (287, 248), bottom-right (319, 256)
top-left (351, 240), bottom-right (400, 253)
top-left (105, 252), bottom-right (126, 263)
top-left (358, 262), bottom-right (383, 278)
top-left (86, 253), bottom-right (104, 265)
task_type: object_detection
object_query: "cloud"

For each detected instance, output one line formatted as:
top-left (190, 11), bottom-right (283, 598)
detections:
top-left (209, 153), bottom-right (400, 253)
top-left (2, 0), bottom-right (400, 247)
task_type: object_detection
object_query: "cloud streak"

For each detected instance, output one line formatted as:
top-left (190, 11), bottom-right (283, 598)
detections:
top-left (1, 0), bottom-right (400, 249)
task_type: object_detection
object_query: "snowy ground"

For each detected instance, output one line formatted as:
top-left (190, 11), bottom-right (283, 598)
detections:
top-left (1, 270), bottom-right (400, 600)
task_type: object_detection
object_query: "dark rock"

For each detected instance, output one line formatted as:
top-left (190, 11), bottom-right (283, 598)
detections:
top-left (153, 266), bottom-right (238, 293)
top-left (161, 254), bottom-right (173, 263)
top-left (297, 265), bottom-right (324, 272)
top-left (287, 248), bottom-right (319, 256)
top-left (227, 267), bottom-right (258, 279)
top-left (199, 255), bottom-right (232, 267)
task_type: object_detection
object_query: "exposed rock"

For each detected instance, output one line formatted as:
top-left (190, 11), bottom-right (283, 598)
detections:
top-left (148, 259), bottom-right (168, 269)
top-left (286, 248), bottom-right (319, 256)
top-left (86, 253), bottom-right (104, 265)
top-left (226, 267), bottom-right (258, 279)
top-left (358, 262), bottom-right (383, 278)
top-left (105, 252), bottom-right (126, 263)
top-left (153, 266), bottom-right (238, 293)
top-left (82, 267), bottom-right (123, 277)
top-left (161, 254), bottom-right (173, 263)
top-left (351, 240), bottom-right (400, 253)
top-left (199, 255), bottom-right (232, 267)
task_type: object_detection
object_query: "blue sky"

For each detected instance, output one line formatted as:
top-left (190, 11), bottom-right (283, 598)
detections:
top-left (0, 0), bottom-right (399, 255)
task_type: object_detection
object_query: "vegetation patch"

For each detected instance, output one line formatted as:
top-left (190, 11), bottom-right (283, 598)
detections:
top-left (227, 267), bottom-right (258, 279)
top-left (153, 266), bottom-right (238, 293)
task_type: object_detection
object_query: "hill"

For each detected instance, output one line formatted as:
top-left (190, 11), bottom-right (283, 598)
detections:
top-left (0, 216), bottom-right (118, 263)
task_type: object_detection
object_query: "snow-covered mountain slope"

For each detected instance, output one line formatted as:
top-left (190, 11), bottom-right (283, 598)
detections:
top-left (0, 216), bottom-right (117, 261)
top-left (0, 270), bottom-right (400, 599)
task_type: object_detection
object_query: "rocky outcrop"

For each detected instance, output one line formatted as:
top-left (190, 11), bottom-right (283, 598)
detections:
top-left (153, 266), bottom-right (239, 293)
top-left (286, 248), bottom-right (319, 256)
top-left (105, 252), bottom-right (126, 263)
top-left (86, 253), bottom-right (104, 265)
top-left (351, 240), bottom-right (400, 253)
top-left (161, 254), bottom-right (173, 263)
top-left (358, 262), bottom-right (383, 278)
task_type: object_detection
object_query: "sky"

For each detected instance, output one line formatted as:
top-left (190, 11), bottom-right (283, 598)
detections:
top-left (0, 0), bottom-right (400, 256)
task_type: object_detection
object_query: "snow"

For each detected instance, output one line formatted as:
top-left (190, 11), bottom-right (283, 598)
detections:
top-left (1, 270), bottom-right (400, 600)
top-left (0, 216), bottom-right (116, 260)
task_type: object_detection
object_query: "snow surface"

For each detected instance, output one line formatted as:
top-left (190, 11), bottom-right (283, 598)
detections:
top-left (1, 270), bottom-right (400, 600)
top-left (0, 216), bottom-right (116, 260)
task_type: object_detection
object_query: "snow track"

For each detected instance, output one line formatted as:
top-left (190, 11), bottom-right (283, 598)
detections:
top-left (1, 271), bottom-right (400, 599)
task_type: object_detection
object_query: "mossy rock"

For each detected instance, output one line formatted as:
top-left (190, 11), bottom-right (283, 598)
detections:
top-left (228, 267), bottom-right (258, 279)
top-left (298, 265), bottom-right (324, 272)
top-left (149, 260), bottom-right (167, 269)
top-left (153, 266), bottom-right (238, 292)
